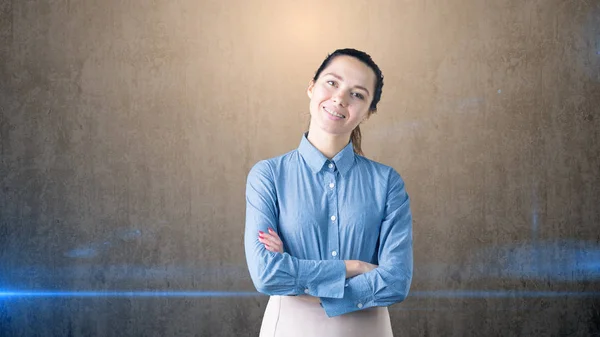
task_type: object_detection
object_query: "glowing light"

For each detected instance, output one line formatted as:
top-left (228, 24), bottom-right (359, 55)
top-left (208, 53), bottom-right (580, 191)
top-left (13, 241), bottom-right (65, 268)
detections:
top-left (409, 290), bottom-right (600, 298)
top-left (0, 291), bottom-right (260, 299)
top-left (1, 290), bottom-right (598, 300)
top-left (466, 240), bottom-right (600, 281)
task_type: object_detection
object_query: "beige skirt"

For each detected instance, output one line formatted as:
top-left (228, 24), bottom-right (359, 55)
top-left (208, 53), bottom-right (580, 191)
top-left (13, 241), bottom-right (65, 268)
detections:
top-left (259, 295), bottom-right (393, 337)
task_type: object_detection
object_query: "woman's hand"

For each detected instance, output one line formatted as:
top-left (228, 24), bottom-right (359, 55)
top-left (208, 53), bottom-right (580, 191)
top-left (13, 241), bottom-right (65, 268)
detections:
top-left (344, 260), bottom-right (378, 278)
top-left (258, 228), bottom-right (284, 253)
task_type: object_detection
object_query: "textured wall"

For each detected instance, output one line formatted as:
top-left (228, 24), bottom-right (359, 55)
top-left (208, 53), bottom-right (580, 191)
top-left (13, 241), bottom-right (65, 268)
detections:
top-left (1, 0), bottom-right (599, 336)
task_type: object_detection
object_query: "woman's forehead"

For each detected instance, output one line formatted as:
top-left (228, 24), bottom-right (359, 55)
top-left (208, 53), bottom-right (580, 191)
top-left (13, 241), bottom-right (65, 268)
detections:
top-left (321, 55), bottom-right (376, 89)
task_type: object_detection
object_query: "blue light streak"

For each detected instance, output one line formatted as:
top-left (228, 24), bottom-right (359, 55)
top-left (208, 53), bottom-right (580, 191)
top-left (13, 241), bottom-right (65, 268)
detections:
top-left (1, 290), bottom-right (598, 299)
top-left (409, 290), bottom-right (600, 298)
top-left (0, 291), bottom-right (259, 298)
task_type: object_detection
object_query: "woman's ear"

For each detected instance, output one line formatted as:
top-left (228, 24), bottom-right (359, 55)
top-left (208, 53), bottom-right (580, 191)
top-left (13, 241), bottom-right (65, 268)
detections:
top-left (307, 80), bottom-right (315, 99)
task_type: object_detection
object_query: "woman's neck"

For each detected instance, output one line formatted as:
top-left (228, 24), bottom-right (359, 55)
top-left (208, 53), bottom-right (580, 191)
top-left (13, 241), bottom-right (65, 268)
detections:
top-left (306, 127), bottom-right (351, 160)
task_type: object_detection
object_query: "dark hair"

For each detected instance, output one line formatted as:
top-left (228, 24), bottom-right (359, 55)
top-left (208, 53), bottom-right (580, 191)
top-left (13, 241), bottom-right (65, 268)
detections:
top-left (311, 48), bottom-right (384, 156)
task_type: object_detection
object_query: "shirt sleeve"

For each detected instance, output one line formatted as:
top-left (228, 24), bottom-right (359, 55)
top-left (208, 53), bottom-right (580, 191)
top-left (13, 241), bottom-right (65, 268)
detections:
top-left (320, 169), bottom-right (413, 317)
top-left (244, 160), bottom-right (347, 298)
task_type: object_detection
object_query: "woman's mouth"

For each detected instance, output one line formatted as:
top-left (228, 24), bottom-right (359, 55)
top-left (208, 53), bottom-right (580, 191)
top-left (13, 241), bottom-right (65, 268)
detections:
top-left (323, 106), bottom-right (345, 119)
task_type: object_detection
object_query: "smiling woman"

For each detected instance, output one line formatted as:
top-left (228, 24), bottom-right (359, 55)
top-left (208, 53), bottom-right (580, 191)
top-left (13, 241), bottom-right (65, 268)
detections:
top-left (307, 49), bottom-right (384, 157)
top-left (244, 49), bottom-right (413, 337)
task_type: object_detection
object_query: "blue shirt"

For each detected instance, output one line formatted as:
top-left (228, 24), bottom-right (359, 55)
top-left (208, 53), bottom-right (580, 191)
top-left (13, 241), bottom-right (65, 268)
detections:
top-left (244, 134), bottom-right (413, 317)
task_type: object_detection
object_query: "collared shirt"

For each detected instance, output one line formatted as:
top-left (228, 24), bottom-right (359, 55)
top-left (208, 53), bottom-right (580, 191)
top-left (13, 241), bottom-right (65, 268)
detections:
top-left (244, 133), bottom-right (413, 317)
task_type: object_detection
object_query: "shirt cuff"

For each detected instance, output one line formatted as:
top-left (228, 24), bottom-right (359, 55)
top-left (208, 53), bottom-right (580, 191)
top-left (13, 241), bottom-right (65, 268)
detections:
top-left (320, 273), bottom-right (374, 317)
top-left (296, 259), bottom-right (346, 299)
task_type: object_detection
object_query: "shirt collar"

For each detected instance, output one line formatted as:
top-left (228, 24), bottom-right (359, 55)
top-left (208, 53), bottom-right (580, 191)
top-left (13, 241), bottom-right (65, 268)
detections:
top-left (298, 133), bottom-right (356, 176)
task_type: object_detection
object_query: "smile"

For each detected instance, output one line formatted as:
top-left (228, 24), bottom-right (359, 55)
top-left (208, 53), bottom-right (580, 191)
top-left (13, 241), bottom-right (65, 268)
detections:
top-left (323, 107), bottom-right (345, 119)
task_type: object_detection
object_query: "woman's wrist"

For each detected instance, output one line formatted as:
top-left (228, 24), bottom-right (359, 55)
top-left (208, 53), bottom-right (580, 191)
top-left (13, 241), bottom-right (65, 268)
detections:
top-left (344, 260), bottom-right (361, 278)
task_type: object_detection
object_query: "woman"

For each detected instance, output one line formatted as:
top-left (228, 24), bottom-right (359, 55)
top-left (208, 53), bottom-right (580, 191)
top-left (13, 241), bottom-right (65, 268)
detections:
top-left (244, 48), bottom-right (413, 337)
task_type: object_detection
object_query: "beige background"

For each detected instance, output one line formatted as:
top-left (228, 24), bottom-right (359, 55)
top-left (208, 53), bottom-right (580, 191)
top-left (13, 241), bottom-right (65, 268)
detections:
top-left (1, 0), bottom-right (599, 336)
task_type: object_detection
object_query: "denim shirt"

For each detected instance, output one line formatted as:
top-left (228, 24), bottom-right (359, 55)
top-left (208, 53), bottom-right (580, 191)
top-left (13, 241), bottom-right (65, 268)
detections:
top-left (244, 133), bottom-right (413, 317)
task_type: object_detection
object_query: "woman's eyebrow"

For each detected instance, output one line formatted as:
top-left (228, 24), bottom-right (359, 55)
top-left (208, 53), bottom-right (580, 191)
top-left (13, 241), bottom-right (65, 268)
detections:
top-left (323, 72), bottom-right (371, 96)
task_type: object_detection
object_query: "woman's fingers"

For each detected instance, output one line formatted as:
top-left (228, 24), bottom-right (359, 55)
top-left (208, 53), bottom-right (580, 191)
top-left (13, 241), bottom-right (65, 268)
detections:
top-left (267, 227), bottom-right (281, 239)
top-left (258, 229), bottom-right (284, 253)
top-left (264, 244), bottom-right (280, 253)
top-left (258, 235), bottom-right (279, 247)
top-left (259, 235), bottom-right (282, 252)
top-left (259, 229), bottom-right (283, 246)
top-left (365, 262), bottom-right (378, 272)
top-left (360, 261), bottom-right (378, 274)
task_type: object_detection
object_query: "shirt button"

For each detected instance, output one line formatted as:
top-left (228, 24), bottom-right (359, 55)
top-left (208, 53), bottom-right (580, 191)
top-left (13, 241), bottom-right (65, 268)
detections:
top-left (331, 215), bottom-right (336, 221)
top-left (329, 182), bottom-right (335, 189)
top-left (304, 288), bottom-right (310, 294)
top-left (331, 250), bottom-right (337, 257)
top-left (328, 163), bottom-right (334, 169)
top-left (357, 303), bottom-right (363, 308)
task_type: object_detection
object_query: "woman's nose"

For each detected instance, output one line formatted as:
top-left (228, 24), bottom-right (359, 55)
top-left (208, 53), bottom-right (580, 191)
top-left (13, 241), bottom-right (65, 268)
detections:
top-left (332, 91), bottom-right (348, 107)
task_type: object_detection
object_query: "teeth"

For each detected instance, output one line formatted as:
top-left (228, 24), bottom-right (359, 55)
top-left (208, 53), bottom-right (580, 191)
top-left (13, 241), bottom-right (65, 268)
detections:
top-left (324, 107), bottom-right (345, 118)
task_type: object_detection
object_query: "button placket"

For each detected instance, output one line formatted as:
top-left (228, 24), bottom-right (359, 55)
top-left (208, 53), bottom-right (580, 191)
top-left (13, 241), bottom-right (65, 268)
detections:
top-left (325, 169), bottom-right (340, 260)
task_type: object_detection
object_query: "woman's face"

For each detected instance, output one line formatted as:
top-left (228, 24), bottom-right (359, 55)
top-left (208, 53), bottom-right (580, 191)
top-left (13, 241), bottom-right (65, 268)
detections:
top-left (307, 55), bottom-right (376, 138)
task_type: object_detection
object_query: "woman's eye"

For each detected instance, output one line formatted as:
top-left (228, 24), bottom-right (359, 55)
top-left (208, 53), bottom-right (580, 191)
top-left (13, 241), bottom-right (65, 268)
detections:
top-left (327, 80), bottom-right (336, 86)
top-left (352, 92), bottom-right (365, 100)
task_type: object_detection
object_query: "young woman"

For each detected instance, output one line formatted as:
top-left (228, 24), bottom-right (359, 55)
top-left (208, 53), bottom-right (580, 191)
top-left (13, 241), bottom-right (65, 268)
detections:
top-left (244, 48), bottom-right (413, 337)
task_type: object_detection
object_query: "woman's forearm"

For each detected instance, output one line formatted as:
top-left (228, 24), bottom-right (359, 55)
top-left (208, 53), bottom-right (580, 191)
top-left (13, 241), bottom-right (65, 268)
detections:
top-left (298, 260), bottom-right (378, 304)
top-left (255, 231), bottom-right (377, 281)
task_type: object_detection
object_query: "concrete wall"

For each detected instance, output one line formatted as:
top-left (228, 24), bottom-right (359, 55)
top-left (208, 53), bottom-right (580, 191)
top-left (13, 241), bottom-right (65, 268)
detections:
top-left (1, 0), bottom-right (599, 336)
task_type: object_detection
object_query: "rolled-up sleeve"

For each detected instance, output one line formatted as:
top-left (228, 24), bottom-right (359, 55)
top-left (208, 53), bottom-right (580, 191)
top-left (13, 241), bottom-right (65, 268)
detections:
top-left (320, 170), bottom-right (413, 317)
top-left (244, 160), bottom-right (347, 298)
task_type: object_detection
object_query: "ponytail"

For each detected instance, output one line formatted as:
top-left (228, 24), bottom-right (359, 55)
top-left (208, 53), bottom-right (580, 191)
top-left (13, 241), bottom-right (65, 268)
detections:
top-left (350, 125), bottom-right (363, 156)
